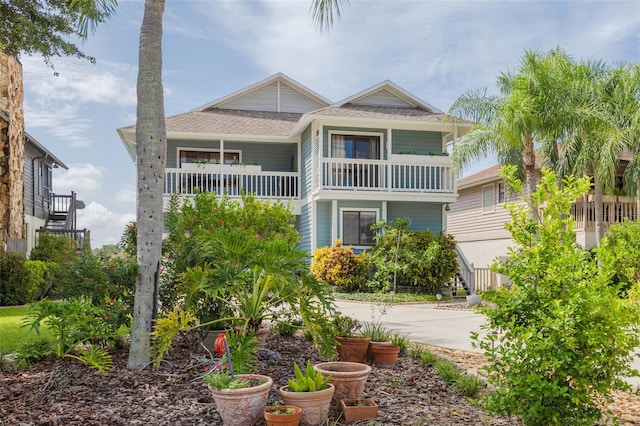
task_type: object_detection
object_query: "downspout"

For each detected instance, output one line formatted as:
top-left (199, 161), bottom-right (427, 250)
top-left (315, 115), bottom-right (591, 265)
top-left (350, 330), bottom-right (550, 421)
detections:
top-left (32, 153), bottom-right (48, 216)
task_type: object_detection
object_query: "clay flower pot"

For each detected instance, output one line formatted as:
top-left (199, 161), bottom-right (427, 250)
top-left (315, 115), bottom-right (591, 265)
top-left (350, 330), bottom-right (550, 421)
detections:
top-left (339, 398), bottom-right (378, 421)
top-left (313, 361), bottom-right (371, 408)
top-left (278, 384), bottom-right (334, 426)
top-left (371, 344), bottom-right (400, 368)
top-left (208, 374), bottom-right (273, 426)
top-left (366, 341), bottom-right (392, 362)
top-left (264, 404), bottom-right (302, 426)
top-left (335, 336), bottom-right (370, 363)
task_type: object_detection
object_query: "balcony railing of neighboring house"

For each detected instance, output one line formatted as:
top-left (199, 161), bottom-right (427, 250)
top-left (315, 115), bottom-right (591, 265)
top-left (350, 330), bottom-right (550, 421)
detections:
top-left (164, 167), bottom-right (299, 199)
top-left (36, 192), bottom-right (89, 246)
top-left (319, 158), bottom-right (456, 193)
top-left (571, 195), bottom-right (638, 231)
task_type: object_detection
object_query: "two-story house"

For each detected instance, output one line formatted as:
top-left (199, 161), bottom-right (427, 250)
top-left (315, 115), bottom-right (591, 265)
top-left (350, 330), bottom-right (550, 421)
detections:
top-left (118, 73), bottom-right (469, 255)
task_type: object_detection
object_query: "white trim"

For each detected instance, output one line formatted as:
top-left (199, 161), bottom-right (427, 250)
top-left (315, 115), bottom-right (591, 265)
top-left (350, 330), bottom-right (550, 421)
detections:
top-left (331, 200), bottom-right (338, 244)
top-left (482, 184), bottom-right (495, 214)
top-left (327, 130), bottom-right (384, 160)
top-left (381, 201), bottom-right (387, 222)
top-left (314, 190), bottom-right (457, 204)
top-left (339, 207), bottom-right (380, 248)
top-left (311, 200), bottom-right (317, 254)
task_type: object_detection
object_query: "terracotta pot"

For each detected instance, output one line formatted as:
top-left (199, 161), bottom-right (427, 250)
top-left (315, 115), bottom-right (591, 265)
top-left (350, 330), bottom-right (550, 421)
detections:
top-left (366, 341), bottom-right (392, 362)
top-left (313, 361), bottom-right (371, 408)
top-left (208, 374), bottom-right (272, 426)
top-left (278, 384), bottom-right (335, 426)
top-left (264, 404), bottom-right (302, 426)
top-left (339, 398), bottom-right (378, 421)
top-left (335, 336), bottom-right (370, 363)
top-left (371, 344), bottom-right (400, 368)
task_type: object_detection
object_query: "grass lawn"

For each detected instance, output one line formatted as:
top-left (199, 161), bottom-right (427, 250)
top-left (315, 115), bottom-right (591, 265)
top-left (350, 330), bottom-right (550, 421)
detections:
top-left (0, 305), bottom-right (51, 354)
top-left (333, 291), bottom-right (454, 304)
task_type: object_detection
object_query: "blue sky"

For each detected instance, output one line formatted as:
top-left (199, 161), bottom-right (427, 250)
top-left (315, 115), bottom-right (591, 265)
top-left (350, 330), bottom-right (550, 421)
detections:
top-left (19, 0), bottom-right (639, 248)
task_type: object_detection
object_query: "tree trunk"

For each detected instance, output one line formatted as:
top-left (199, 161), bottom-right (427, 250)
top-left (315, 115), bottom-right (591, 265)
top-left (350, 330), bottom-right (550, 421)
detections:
top-left (522, 135), bottom-right (538, 219)
top-left (593, 173), bottom-right (604, 246)
top-left (127, 0), bottom-right (166, 370)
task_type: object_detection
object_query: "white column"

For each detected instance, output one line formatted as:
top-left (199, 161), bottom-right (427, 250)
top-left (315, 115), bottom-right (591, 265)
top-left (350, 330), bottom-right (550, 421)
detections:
top-left (331, 200), bottom-right (338, 244)
top-left (382, 201), bottom-right (387, 222)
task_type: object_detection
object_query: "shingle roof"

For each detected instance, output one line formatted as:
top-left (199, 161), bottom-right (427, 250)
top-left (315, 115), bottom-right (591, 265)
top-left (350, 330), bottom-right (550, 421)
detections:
top-left (309, 104), bottom-right (445, 122)
top-left (457, 165), bottom-right (501, 189)
top-left (163, 109), bottom-right (303, 136)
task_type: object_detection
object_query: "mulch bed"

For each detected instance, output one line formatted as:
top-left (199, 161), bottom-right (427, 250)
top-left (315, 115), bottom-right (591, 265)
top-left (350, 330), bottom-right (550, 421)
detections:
top-left (0, 334), bottom-right (523, 426)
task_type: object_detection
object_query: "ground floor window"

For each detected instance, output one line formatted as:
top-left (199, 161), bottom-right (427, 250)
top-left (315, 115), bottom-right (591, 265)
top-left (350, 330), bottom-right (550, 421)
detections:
top-left (342, 210), bottom-right (377, 246)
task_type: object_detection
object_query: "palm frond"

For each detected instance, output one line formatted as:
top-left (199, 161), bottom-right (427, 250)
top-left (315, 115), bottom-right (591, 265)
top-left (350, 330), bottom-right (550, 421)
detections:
top-left (310, 0), bottom-right (348, 33)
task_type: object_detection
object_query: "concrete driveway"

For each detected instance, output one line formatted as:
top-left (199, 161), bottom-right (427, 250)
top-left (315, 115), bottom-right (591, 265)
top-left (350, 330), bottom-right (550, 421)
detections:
top-left (335, 300), bottom-right (640, 390)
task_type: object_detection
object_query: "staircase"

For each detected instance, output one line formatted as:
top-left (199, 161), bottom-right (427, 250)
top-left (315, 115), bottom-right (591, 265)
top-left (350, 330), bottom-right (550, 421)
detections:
top-left (451, 245), bottom-right (474, 296)
top-left (37, 192), bottom-right (89, 245)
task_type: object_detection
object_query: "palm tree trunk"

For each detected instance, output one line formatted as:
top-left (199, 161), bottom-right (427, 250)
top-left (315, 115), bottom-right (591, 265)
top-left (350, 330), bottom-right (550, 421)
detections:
top-left (127, 0), bottom-right (166, 370)
top-left (522, 135), bottom-right (539, 219)
top-left (593, 173), bottom-right (604, 246)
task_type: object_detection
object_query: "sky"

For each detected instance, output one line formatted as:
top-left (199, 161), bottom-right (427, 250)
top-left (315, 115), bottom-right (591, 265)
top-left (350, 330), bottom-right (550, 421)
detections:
top-left (19, 0), bottom-right (640, 249)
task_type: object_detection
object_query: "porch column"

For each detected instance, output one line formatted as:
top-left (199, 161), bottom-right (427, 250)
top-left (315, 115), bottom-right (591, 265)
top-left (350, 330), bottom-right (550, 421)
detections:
top-left (381, 201), bottom-right (387, 222)
top-left (220, 139), bottom-right (224, 163)
top-left (331, 200), bottom-right (338, 244)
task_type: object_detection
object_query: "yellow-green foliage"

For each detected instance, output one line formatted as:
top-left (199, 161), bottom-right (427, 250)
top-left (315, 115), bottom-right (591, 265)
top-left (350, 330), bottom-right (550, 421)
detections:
top-left (152, 308), bottom-right (197, 368)
top-left (312, 241), bottom-right (368, 292)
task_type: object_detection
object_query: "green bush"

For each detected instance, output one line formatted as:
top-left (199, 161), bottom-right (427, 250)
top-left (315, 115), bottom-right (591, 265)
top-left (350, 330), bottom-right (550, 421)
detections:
top-left (0, 252), bottom-right (28, 306)
top-left (474, 166), bottom-right (640, 426)
top-left (366, 218), bottom-right (458, 293)
top-left (597, 219), bottom-right (640, 297)
top-left (311, 241), bottom-right (368, 291)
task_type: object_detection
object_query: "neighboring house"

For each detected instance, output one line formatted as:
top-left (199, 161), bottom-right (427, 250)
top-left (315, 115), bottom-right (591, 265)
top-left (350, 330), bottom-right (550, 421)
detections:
top-left (118, 73), bottom-right (469, 256)
top-left (1, 52), bottom-right (88, 256)
top-left (447, 163), bottom-right (638, 290)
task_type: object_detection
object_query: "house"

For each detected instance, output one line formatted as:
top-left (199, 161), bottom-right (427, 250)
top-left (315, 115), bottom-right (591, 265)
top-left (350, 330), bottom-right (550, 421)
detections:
top-left (447, 163), bottom-right (638, 290)
top-left (118, 73), bottom-right (470, 256)
top-left (1, 52), bottom-right (89, 256)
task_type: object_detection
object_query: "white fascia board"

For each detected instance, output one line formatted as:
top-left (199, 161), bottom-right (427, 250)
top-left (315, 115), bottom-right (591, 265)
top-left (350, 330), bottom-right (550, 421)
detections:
top-left (314, 191), bottom-right (458, 204)
top-left (169, 131), bottom-right (298, 143)
top-left (305, 116), bottom-right (460, 132)
top-left (117, 128), bottom-right (137, 162)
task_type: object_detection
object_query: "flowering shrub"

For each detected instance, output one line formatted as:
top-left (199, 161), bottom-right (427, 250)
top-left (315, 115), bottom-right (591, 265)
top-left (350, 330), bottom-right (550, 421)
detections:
top-left (312, 241), bottom-right (368, 292)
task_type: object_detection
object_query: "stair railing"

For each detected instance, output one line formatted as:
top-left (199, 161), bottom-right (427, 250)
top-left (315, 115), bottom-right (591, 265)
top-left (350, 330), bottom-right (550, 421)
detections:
top-left (455, 244), bottom-right (475, 295)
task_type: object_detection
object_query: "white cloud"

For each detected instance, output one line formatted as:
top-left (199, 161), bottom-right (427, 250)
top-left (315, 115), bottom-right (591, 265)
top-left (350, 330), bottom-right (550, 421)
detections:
top-left (54, 163), bottom-right (105, 194)
top-left (77, 202), bottom-right (136, 248)
top-left (116, 184), bottom-right (136, 203)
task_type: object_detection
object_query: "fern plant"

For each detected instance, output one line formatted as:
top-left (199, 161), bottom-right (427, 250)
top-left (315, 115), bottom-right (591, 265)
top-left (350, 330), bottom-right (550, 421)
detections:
top-left (287, 360), bottom-right (332, 392)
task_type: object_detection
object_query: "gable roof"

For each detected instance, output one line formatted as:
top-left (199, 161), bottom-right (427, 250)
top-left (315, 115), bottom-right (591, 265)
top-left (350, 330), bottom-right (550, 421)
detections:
top-left (457, 165), bottom-right (501, 189)
top-left (331, 80), bottom-right (443, 113)
top-left (191, 73), bottom-right (331, 114)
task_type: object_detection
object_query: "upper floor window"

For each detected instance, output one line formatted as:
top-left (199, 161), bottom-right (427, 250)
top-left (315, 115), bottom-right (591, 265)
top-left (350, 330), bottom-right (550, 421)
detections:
top-left (331, 134), bottom-right (380, 160)
top-left (342, 210), bottom-right (377, 246)
top-left (179, 149), bottom-right (241, 166)
top-left (482, 184), bottom-right (495, 213)
top-left (498, 182), bottom-right (506, 204)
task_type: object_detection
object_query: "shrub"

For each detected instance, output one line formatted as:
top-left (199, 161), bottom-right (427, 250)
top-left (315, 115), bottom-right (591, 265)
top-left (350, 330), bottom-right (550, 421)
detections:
top-left (312, 241), bottom-right (368, 292)
top-left (366, 218), bottom-right (458, 293)
top-left (597, 219), bottom-right (640, 297)
top-left (0, 252), bottom-right (28, 306)
top-left (474, 166), bottom-right (640, 426)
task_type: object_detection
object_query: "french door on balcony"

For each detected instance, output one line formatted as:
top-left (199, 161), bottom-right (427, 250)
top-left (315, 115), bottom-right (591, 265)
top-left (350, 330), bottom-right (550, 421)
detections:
top-left (329, 134), bottom-right (381, 189)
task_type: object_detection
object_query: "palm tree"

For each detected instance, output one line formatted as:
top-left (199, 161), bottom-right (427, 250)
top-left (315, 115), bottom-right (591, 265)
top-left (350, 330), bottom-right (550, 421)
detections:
top-left (561, 61), bottom-right (640, 244)
top-left (448, 48), bottom-right (574, 202)
top-left (126, 0), bottom-right (348, 369)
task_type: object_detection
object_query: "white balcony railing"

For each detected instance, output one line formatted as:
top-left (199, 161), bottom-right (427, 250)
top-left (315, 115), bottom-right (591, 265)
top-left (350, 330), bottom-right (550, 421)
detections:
top-left (571, 195), bottom-right (638, 231)
top-left (164, 168), bottom-right (299, 199)
top-left (320, 158), bottom-right (455, 193)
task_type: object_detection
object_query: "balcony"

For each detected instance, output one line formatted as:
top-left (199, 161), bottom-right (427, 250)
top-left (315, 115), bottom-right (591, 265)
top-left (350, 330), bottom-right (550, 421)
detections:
top-left (318, 157), bottom-right (455, 194)
top-left (571, 195), bottom-right (638, 231)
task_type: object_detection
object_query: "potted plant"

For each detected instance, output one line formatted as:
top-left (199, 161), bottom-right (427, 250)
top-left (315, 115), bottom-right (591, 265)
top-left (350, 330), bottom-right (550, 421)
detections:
top-left (371, 343), bottom-right (401, 368)
top-left (332, 313), bottom-right (370, 363)
top-left (279, 361), bottom-right (335, 426)
top-left (203, 333), bottom-right (272, 426)
top-left (264, 404), bottom-right (303, 426)
top-left (313, 361), bottom-right (371, 408)
top-left (361, 322), bottom-right (392, 362)
top-left (339, 398), bottom-right (378, 421)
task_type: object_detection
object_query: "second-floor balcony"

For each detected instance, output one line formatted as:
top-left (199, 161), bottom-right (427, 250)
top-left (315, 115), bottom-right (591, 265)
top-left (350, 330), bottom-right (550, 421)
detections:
top-left (164, 156), bottom-right (456, 200)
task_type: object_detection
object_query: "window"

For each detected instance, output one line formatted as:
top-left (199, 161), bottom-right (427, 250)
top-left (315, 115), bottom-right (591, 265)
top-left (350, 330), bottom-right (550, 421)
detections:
top-left (331, 134), bottom-right (380, 159)
top-left (482, 184), bottom-right (495, 213)
top-left (179, 150), bottom-right (240, 166)
top-left (342, 210), bottom-right (377, 246)
top-left (498, 182), bottom-right (506, 204)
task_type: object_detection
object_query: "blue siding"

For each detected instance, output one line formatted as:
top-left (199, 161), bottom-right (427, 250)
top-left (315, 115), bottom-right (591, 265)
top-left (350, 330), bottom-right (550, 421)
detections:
top-left (388, 202), bottom-right (442, 232)
top-left (392, 130), bottom-right (443, 155)
top-left (301, 125), bottom-right (312, 197)
top-left (297, 202), bottom-right (312, 255)
top-left (316, 201), bottom-right (332, 248)
top-left (322, 126), bottom-right (388, 159)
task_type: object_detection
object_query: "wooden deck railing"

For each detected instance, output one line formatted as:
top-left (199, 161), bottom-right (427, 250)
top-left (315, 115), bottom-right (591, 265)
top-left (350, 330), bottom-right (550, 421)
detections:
top-left (571, 196), bottom-right (638, 231)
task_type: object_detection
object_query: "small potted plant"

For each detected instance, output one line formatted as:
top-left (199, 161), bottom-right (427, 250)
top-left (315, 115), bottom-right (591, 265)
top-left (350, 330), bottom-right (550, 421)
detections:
top-left (361, 322), bottom-right (392, 362)
top-left (332, 313), bottom-right (370, 363)
top-left (339, 398), bottom-right (378, 421)
top-left (279, 361), bottom-right (335, 426)
top-left (263, 404), bottom-right (302, 426)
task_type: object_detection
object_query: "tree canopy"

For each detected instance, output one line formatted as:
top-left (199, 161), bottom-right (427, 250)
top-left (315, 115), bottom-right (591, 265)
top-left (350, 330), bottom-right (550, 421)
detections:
top-left (0, 0), bottom-right (117, 63)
